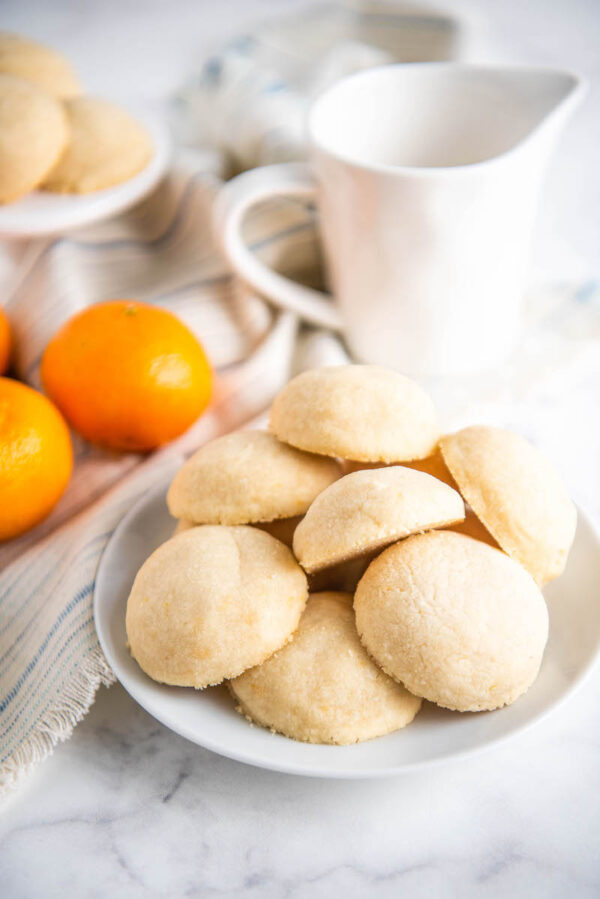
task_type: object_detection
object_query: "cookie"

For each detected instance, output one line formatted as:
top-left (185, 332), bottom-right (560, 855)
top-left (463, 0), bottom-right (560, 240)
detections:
top-left (126, 525), bottom-right (308, 688)
top-left (0, 32), bottom-right (81, 98)
top-left (354, 531), bottom-right (549, 712)
top-left (230, 592), bottom-right (421, 744)
top-left (43, 96), bottom-right (152, 193)
top-left (167, 430), bottom-right (341, 525)
top-left (293, 465), bottom-right (465, 572)
top-left (440, 425), bottom-right (577, 583)
top-left (0, 74), bottom-right (68, 204)
top-left (270, 365), bottom-right (439, 462)
top-left (343, 451), bottom-right (497, 547)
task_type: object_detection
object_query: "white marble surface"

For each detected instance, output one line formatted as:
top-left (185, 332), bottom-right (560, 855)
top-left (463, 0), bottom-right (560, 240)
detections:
top-left (1, 1), bottom-right (600, 897)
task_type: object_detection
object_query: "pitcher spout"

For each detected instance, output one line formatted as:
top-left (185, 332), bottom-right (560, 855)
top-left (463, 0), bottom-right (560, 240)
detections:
top-left (500, 66), bottom-right (586, 148)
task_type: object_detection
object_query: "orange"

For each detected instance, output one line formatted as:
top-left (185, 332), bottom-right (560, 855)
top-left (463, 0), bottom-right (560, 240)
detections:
top-left (0, 306), bottom-right (11, 374)
top-left (41, 300), bottom-right (213, 452)
top-left (0, 377), bottom-right (73, 541)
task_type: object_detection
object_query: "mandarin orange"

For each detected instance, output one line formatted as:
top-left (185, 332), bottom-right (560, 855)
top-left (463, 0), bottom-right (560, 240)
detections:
top-left (0, 306), bottom-right (11, 374)
top-left (0, 377), bottom-right (73, 540)
top-left (41, 300), bottom-right (212, 451)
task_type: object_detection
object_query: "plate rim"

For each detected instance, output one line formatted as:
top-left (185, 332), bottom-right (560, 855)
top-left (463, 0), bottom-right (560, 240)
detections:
top-left (94, 481), bottom-right (600, 779)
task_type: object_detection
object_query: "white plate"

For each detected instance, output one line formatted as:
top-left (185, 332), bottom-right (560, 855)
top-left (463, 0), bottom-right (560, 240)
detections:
top-left (94, 482), bottom-right (600, 779)
top-left (0, 109), bottom-right (170, 238)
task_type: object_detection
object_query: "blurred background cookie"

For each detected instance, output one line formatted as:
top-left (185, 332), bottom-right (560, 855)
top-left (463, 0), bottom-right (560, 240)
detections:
top-left (270, 364), bottom-right (440, 462)
top-left (0, 73), bottom-right (68, 203)
top-left (43, 95), bottom-right (153, 193)
top-left (0, 32), bottom-right (81, 98)
top-left (126, 525), bottom-right (308, 688)
top-left (355, 530), bottom-right (549, 712)
top-left (230, 592), bottom-right (422, 744)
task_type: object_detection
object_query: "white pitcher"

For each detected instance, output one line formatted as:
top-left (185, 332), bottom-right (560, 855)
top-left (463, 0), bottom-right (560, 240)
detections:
top-left (214, 64), bottom-right (585, 376)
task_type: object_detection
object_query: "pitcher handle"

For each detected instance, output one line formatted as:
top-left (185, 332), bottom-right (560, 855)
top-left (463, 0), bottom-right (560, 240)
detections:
top-left (213, 162), bottom-right (343, 331)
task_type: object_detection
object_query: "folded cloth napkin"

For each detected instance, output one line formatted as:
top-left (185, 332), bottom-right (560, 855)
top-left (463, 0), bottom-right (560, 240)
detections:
top-left (1, 2), bottom-right (599, 798)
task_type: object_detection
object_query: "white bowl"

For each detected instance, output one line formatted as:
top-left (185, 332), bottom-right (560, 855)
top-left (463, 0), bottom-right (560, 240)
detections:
top-left (0, 108), bottom-right (170, 238)
top-left (94, 482), bottom-right (600, 779)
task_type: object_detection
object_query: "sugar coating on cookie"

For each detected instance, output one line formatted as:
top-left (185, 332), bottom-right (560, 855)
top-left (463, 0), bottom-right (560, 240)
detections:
top-left (440, 425), bottom-right (577, 584)
top-left (293, 465), bottom-right (465, 572)
top-left (167, 430), bottom-right (341, 526)
top-left (354, 531), bottom-right (549, 712)
top-left (270, 365), bottom-right (440, 462)
top-left (230, 592), bottom-right (421, 744)
top-left (0, 33), bottom-right (81, 98)
top-left (0, 74), bottom-right (68, 203)
top-left (43, 96), bottom-right (152, 193)
top-left (126, 525), bottom-right (308, 688)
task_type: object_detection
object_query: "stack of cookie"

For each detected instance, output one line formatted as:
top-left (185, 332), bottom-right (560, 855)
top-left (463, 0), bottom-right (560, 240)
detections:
top-left (0, 32), bottom-right (152, 204)
top-left (126, 365), bottom-right (577, 745)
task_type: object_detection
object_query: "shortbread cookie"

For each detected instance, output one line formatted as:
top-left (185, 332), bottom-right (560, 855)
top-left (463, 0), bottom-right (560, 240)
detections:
top-left (167, 430), bottom-right (340, 525)
top-left (126, 525), bottom-right (308, 688)
top-left (43, 96), bottom-right (152, 193)
top-left (440, 426), bottom-right (577, 583)
top-left (0, 74), bottom-right (68, 203)
top-left (0, 33), bottom-right (81, 98)
top-left (293, 466), bottom-right (464, 572)
top-left (355, 531), bottom-right (549, 712)
top-left (270, 365), bottom-right (439, 462)
top-left (343, 452), bottom-right (497, 546)
top-left (230, 592), bottom-right (421, 744)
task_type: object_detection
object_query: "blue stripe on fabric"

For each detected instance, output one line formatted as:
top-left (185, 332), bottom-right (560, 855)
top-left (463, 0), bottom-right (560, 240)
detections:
top-left (0, 529), bottom-right (113, 637)
top-left (0, 618), bottom-right (95, 751)
top-left (0, 604), bottom-right (93, 738)
top-left (0, 582), bottom-right (93, 713)
top-left (0, 584), bottom-right (93, 683)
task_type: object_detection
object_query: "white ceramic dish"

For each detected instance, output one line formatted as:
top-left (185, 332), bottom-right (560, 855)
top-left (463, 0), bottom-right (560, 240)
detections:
top-left (94, 482), bottom-right (600, 779)
top-left (0, 108), bottom-right (170, 238)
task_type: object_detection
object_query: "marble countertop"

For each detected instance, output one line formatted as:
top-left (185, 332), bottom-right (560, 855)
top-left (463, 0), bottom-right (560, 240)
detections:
top-left (1, 1), bottom-right (600, 897)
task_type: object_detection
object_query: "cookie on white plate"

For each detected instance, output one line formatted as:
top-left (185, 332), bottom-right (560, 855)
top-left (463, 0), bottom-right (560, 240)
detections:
top-left (293, 465), bottom-right (464, 572)
top-left (0, 74), bottom-right (68, 204)
top-left (167, 430), bottom-right (341, 526)
top-left (126, 525), bottom-right (308, 688)
top-left (354, 530), bottom-right (549, 712)
top-left (230, 592), bottom-right (421, 744)
top-left (270, 365), bottom-right (440, 462)
top-left (0, 32), bottom-right (81, 98)
top-left (43, 96), bottom-right (152, 193)
top-left (440, 425), bottom-right (577, 583)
